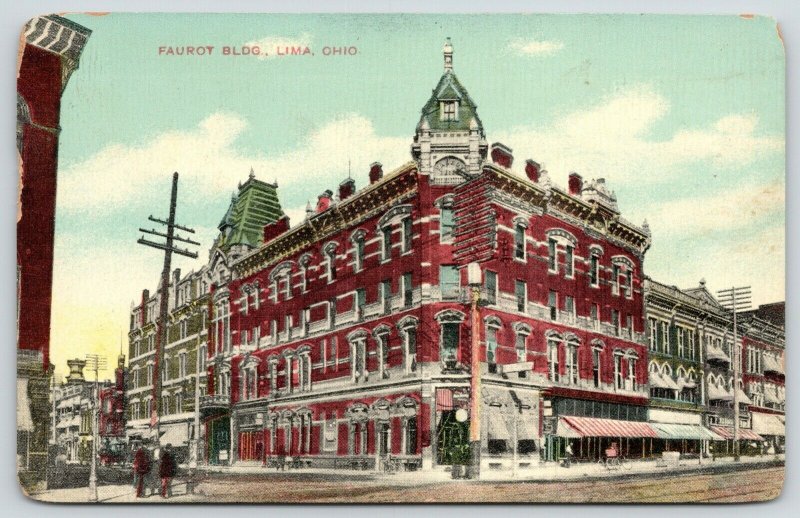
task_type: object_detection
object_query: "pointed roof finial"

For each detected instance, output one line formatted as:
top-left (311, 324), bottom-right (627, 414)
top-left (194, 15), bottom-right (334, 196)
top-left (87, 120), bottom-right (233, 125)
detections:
top-left (443, 37), bottom-right (453, 72)
top-left (699, 278), bottom-right (706, 287)
top-left (249, 166), bottom-right (255, 180)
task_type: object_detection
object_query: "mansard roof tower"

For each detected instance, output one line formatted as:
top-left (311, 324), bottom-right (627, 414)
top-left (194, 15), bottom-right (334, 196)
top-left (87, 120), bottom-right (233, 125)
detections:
top-left (412, 38), bottom-right (488, 182)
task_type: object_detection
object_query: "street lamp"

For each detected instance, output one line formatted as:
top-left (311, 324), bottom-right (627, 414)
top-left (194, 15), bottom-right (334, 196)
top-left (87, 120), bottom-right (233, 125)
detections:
top-left (466, 262), bottom-right (482, 480)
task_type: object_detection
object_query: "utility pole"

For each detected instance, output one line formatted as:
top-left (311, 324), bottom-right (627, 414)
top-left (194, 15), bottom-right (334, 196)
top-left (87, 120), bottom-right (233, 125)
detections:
top-left (137, 172), bottom-right (199, 449)
top-left (85, 354), bottom-right (106, 503)
top-left (717, 286), bottom-right (751, 462)
top-left (466, 263), bottom-right (482, 479)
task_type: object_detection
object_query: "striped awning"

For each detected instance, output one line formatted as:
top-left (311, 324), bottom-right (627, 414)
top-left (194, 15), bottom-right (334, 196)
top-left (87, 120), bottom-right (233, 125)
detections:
top-left (652, 423), bottom-right (723, 440)
top-left (560, 416), bottom-right (658, 438)
top-left (556, 418), bottom-right (583, 438)
top-left (751, 413), bottom-right (785, 437)
top-left (436, 388), bottom-right (454, 411)
top-left (710, 426), bottom-right (764, 441)
top-left (763, 355), bottom-right (784, 375)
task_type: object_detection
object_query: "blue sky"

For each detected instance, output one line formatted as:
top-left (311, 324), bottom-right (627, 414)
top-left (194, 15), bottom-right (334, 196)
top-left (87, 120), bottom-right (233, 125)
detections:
top-left (51, 13), bottom-right (784, 377)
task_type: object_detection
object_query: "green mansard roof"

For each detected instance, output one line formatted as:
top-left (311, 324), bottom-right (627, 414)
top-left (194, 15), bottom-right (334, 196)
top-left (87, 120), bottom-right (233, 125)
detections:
top-left (217, 170), bottom-right (284, 251)
top-left (418, 69), bottom-right (484, 134)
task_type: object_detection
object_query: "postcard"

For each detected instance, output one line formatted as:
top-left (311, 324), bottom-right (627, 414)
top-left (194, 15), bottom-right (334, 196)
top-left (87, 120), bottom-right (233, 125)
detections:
top-left (16, 13), bottom-right (785, 503)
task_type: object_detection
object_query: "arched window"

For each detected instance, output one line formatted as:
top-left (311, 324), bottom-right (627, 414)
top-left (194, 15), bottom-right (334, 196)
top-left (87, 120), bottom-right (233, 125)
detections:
top-left (397, 316), bottom-right (420, 374)
top-left (437, 310), bottom-right (466, 368)
top-left (513, 217), bottom-right (528, 261)
top-left (512, 322), bottom-right (532, 363)
top-left (565, 335), bottom-right (580, 385)
top-left (545, 331), bottom-right (562, 382)
top-left (591, 340), bottom-right (604, 388)
top-left (347, 329), bottom-right (369, 383)
top-left (323, 242), bottom-right (338, 283)
top-left (351, 230), bottom-right (366, 272)
top-left (373, 325), bottom-right (391, 379)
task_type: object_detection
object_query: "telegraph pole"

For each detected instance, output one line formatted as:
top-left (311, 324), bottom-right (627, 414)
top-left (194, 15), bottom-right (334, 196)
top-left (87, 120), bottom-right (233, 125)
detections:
top-left (85, 354), bottom-right (106, 503)
top-left (717, 286), bottom-right (751, 462)
top-left (137, 172), bottom-right (199, 449)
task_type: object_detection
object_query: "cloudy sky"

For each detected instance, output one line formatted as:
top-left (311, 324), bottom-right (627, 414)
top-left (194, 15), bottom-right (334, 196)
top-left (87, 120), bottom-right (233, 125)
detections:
top-left (53, 13), bottom-right (784, 378)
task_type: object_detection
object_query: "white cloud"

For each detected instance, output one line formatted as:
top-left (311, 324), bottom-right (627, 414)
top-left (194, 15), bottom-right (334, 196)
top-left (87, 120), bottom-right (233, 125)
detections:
top-left (244, 33), bottom-right (312, 60)
top-left (644, 179), bottom-right (784, 238)
top-left (494, 85), bottom-right (783, 186)
top-left (57, 112), bottom-right (409, 213)
top-left (508, 38), bottom-right (564, 56)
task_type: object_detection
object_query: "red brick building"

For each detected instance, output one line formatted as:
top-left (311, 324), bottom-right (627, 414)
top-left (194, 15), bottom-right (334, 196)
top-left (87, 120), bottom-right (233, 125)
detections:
top-left (99, 355), bottom-right (127, 441)
top-left (17, 15), bottom-right (91, 483)
top-left (203, 41), bottom-right (652, 471)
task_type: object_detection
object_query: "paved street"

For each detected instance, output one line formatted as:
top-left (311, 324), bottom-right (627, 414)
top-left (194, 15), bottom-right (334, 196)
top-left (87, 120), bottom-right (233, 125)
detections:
top-left (29, 461), bottom-right (783, 503)
top-left (197, 465), bottom-right (784, 503)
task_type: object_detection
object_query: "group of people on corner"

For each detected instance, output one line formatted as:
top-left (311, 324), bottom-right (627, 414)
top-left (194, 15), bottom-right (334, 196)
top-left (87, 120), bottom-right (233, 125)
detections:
top-left (132, 443), bottom-right (177, 498)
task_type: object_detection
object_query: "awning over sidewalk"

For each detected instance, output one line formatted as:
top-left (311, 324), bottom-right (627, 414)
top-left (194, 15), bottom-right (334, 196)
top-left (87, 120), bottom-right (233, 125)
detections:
top-left (555, 418), bottom-right (583, 438)
top-left (751, 413), bottom-right (785, 437)
top-left (17, 379), bottom-right (34, 432)
top-left (160, 424), bottom-right (189, 446)
top-left (651, 423), bottom-right (722, 441)
top-left (707, 384), bottom-right (733, 402)
top-left (709, 426), bottom-right (764, 441)
top-left (560, 416), bottom-right (658, 438)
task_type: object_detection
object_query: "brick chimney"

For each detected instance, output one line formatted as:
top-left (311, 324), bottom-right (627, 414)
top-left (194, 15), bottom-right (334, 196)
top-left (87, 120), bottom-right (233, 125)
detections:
top-left (316, 190), bottom-right (333, 213)
top-left (263, 214), bottom-right (290, 243)
top-left (339, 177), bottom-right (355, 201)
top-left (490, 142), bottom-right (514, 168)
top-left (524, 160), bottom-right (541, 183)
top-left (568, 172), bottom-right (583, 195)
top-left (369, 162), bottom-right (383, 184)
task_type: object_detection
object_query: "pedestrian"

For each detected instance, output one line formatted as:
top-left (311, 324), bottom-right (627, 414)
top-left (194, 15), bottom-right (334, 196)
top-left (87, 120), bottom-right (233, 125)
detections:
top-left (146, 446), bottom-right (161, 497)
top-left (160, 443), bottom-right (177, 498)
top-left (132, 445), bottom-right (151, 498)
top-left (564, 442), bottom-right (573, 468)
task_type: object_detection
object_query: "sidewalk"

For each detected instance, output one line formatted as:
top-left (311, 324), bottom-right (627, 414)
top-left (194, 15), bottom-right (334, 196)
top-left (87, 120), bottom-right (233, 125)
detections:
top-left (27, 480), bottom-right (206, 504)
top-left (199, 453), bottom-right (785, 484)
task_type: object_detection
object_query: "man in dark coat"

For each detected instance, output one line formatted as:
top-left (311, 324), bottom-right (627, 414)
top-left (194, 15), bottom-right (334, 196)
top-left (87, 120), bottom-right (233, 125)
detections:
top-left (159, 443), bottom-right (177, 498)
top-left (132, 445), bottom-right (151, 498)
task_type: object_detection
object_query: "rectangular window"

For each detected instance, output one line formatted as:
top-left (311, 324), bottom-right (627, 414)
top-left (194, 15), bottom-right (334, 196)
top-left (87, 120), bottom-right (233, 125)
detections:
top-left (440, 265), bottom-right (460, 300)
top-left (441, 323), bottom-right (460, 363)
top-left (626, 269), bottom-right (634, 298)
top-left (442, 101), bottom-right (458, 121)
top-left (589, 255), bottom-right (599, 286)
top-left (515, 280), bottom-right (526, 312)
top-left (402, 218), bottom-right (412, 253)
top-left (356, 288), bottom-right (366, 321)
top-left (515, 334), bottom-right (527, 362)
top-left (627, 358), bottom-right (637, 391)
top-left (548, 290), bottom-right (558, 320)
top-left (381, 280), bottom-right (392, 313)
top-left (565, 245), bottom-right (574, 277)
top-left (548, 239), bottom-right (558, 272)
top-left (612, 264), bottom-right (620, 295)
top-left (382, 227), bottom-right (392, 260)
top-left (355, 239), bottom-right (365, 271)
top-left (486, 326), bottom-right (498, 373)
top-left (485, 270), bottom-right (497, 305)
top-left (648, 318), bottom-right (657, 351)
top-left (440, 207), bottom-right (455, 242)
top-left (614, 355), bottom-right (623, 390)
top-left (591, 304), bottom-right (599, 329)
top-left (611, 309), bottom-right (620, 336)
top-left (402, 273), bottom-right (413, 307)
top-left (626, 314), bottom-right (633, 334)
top-left (677, 327), bottom-right (685, 357)
top-left (661, 321), bottom-right (669, 353)
top-left (548, 340), bottom-right (559, 382)
top-left (514, 226), bottom-right (525, 259)
top-left (566, 346), bottom-right (578, 385)
top-left (592, 348), bottom-right (601, 388)
top-left (564, 296), bottom-right (575, 318)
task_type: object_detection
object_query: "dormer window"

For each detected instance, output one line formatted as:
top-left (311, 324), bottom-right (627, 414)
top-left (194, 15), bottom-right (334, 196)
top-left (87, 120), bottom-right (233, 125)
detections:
top-left (441, 101), bottom-right (458, 121)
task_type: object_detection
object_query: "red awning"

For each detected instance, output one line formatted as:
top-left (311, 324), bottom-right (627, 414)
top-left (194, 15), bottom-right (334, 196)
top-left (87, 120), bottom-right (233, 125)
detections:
top-left (561, 416), bottom-right (658, 438)
top-left (710, 426), bottom-right (764, 441)
top-left (436, 388), bottom-right (454, 411)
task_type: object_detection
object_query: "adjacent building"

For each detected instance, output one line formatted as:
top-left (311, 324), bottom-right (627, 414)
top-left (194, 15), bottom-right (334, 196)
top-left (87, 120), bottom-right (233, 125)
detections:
top-left (127, 171), bottom-right (283, 463)
top-left (16, 15), bottom-right (91, 485)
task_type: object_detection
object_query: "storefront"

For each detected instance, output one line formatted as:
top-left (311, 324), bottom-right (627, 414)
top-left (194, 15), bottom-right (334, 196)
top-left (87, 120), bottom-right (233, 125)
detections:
top-left (648, 408), bottom-right (718, 457)
top-left (750, 412), bottom-right (785, 452)
top-left (480, 387), bottom-right (539, 470)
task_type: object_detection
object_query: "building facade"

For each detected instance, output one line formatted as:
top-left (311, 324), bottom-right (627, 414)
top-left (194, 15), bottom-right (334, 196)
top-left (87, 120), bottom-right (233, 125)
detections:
top-left (127, 172), bottom-right (283, 463)
top-left (203, 42), bottom-right (658, 471)
top-left (16, 15), bottom-right (91, 485)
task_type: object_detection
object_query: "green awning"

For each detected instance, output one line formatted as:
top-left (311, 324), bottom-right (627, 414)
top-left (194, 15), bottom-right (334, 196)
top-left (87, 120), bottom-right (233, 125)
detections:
top-left (652, 423), bottom-right (722, 440)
